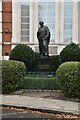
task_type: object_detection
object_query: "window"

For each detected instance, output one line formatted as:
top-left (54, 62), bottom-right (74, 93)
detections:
top-left (64, 1), bottom-right (73, 42)
top-left (38, 1), bottom-right (55, 42)
top-left (21, 2), bottom-right (29, 42)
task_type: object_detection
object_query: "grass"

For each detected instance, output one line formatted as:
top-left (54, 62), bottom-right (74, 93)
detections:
top-left (22, 76), bottom-right (60, 90)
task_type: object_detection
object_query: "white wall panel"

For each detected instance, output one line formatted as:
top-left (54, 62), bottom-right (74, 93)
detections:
top-left (0, 33), bottom-right (2, 42)
top-left (0, 12), bottom-right (2, 22)
top-left (0, 23), bottom-right (2, 32)
top-left (0, 2), bottom-right (2, 12)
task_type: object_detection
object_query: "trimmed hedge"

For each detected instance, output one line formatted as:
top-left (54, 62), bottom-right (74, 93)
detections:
top-left (30, 52), bottom-right (40, 71)
top-left (2, 60), bottom-right (26, 93)
top-left (50, 55), bottom-right (61, 72)
top-left (23, 76), bottom-right (59, 90)
top-left (0, 61), bottom-right (2, 93)
top-left (60, 42), bottom-right (80, 63)
top-left (56, 62), bottom-right (80, 98)
top-left (9, 44), bottom-right (35, 71)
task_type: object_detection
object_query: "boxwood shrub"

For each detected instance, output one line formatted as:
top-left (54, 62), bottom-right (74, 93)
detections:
top-left (60, 42), bottom-right (80, 63)
top-left (50, 55), bottom-right (61, 72)
top-left (0, 61), bottom-right (2, 93)
top-left (9, 44), bottom-right (35, 71)
top-left (56, 62), bottom-right (80, 98)
top-left (2, 60), bottom-right (26, 93)
top-left (30, 52), bottom-right (40, 71)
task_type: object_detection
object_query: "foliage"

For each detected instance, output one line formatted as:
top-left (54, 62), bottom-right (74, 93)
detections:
top-left (23, 76), bottom-right (59, 90)
top-left (60, 42), bottom-right (80, 63)
top-left (30, 52), bottom-right (40, 71)
top-left (50, 55), bottom-right (61, 72)
top-left (2, 60), bottom-right (26, 93)
top-left (56, 62), bottom-right (80, 98)
top-left (9, 44), bottom-right (35, 71)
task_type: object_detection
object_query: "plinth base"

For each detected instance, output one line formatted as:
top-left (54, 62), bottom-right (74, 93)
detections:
top-left (37, 56), bottom-right (52, 72)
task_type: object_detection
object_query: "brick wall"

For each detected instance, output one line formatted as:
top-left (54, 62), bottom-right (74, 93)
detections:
top-left (2, 44), bottom-right (11, 56)
top-left (2, 1), bottom-right (12, 56)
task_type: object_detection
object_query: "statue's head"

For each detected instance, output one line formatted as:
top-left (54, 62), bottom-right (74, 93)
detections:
top-left (39, 21), bottom-right (44, 26)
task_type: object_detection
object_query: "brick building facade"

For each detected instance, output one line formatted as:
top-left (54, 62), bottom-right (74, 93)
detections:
top-left (2, 2), bottom-right (12, 58)
top-left (0, 1), bottom-right (79, 60)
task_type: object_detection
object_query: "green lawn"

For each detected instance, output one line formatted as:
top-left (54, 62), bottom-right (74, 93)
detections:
top-left (22, 76), bottom-right (60, 90)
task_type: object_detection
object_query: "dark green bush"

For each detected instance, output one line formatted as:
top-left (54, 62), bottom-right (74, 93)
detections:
top-left (0, 61), bottom-right (2, 93)
top-left (60, 42), bottom-right (80, 63)
top-left (9, 44), bottom-right (35, 71)
top-left (56, 62), bottom-right (80, 98)
top-left (23, 76), bottom-right (59, 90)
top-left (30, 52), bottom-right (40, 71)
top-left (50, 55), bottom-right (61, 72)
top-left (2, 60), bottom-right (26, 93)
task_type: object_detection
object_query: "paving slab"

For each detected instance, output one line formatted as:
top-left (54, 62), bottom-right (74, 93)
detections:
top-left (0, 94), bottom-right (80, 115)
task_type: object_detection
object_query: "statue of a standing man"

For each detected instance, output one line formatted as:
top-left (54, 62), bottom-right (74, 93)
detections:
top-left (37, 21), bottom-right (51, 56)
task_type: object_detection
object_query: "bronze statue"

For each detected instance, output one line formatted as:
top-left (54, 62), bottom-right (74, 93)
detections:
top-left (37, 21), bottom-right (51, 56)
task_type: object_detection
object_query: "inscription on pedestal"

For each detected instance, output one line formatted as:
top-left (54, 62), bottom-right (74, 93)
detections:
top-left (39, 65), bottom-right (50, 70)
top-left (37, 57), bottom-right (52, 72)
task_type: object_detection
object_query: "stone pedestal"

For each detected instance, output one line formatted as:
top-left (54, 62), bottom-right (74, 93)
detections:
top-left (37, 56), bottom-right (52, 72)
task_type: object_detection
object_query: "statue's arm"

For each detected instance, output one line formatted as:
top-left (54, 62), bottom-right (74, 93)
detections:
top-left (37, 31), bottom-right (39, 40)
top-left (44, 26), bottom-right (50, 41)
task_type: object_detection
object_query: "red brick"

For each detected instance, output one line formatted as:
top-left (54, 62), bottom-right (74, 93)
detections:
top-left (2, 23), bottom-right (12, 33)
top-left (2, 2), bottom-right (12, 12)
top-left (2, 1), bottom-right (12, 56)
top-left (2, 44), bottom-right (11, 56)
top-left (2, 34), bottom-right (12, 42)
top-left (2, 12), bottom-right (12, 22)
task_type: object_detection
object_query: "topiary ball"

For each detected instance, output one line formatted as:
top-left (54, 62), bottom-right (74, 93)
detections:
top-left (60, 42), bottom-right (80, 63)
top-left (9, 44), bottom-right (35, 71)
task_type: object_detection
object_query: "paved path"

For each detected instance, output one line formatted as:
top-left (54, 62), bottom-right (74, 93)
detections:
top-left (2, 108), bottom-right (56, 119)
top-left (0, 94), bottom-right (80, 115)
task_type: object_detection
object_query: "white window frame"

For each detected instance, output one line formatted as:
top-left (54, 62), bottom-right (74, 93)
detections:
top-left (12, 0), bottom-right (78, 47)
top-left (64, 1), bottom-right (73, 42)
top-left (38, 1), bottom-right (55, 43)
top-left (21, 2), bottom-right (30, 42)
top-left (12, 1), bottom-right (21, 44)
